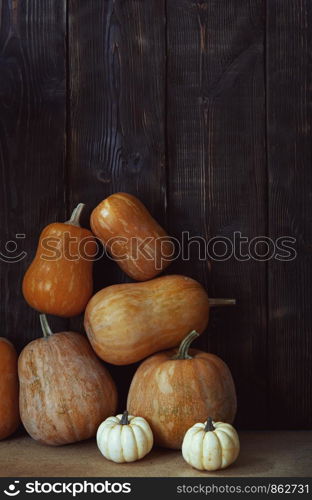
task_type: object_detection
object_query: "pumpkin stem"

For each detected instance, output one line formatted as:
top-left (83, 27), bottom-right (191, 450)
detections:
top-left (205, 417), bottom-right (215, 432)
top-left (172, 330), bottom-right (199, 360)
top-left (39, 314), bottom-right (53, 338)
top-left (209, 298), bottom-right (236, 307)
top-left (120, 411), bottom-right (129, 425)
top-left (66, 203), bottom-right (85, 227)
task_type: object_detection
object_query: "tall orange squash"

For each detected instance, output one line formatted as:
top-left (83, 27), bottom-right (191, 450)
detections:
top-left (90, 193), bottom-right (173, 281)
top-left (22, 204), bottom-right (96, 317)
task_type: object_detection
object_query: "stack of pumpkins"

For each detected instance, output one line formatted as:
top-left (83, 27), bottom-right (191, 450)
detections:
top-left (1, 193), bottom-right (239, 471)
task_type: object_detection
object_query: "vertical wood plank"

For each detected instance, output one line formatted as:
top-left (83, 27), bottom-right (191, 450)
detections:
top-left (0, 0), bottom-right (67, 349)
top-left (68, 0), bottom-right (166, 409)
top-left (267, 0), bottom-right (312, 428)
top-left (166, 0), bottom-right (267, 427)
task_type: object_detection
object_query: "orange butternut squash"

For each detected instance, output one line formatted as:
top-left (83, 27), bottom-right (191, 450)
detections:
top-left (22, 204), bottom-right (96, 317)
top-left (84, 274), bottom-right (234, 365)
top-left (90, 193), bottom-right (173, 281)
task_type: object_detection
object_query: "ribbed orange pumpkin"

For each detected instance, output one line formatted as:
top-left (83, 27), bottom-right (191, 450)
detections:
top-left (90, 192), bottom-right (173, 281)
top-left (127, 331), bottom-right (237, 450)
top-left (22, 204), bottom-right (96, 317)
top-left (0, 338), bottom-right (20, 440)
top-left (18, 315), bottom-right (117, 446)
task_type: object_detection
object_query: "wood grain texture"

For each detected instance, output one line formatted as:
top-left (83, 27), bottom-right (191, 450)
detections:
top-left (0, 0), bottom-right (67, 348)
top-left (0, 0), bottom-right (311, 429)
top-left (1, 431), bottom-right (311, 477)
top-left (68, 0), bottom-right (166, 409)
top-left (266, 0), bottom-right (312, 428)
top-left (166, 0), bottom-right (267, 428)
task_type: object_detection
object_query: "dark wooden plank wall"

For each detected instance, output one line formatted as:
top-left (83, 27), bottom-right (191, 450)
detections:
top-left (267, 0), bottom-right (312, 429)
top-left (166, 0), bottom-right (267, 429)
top-left (68, 0), bottom-right (166, 408)
top-left (0, 0), bottom-right (67, 346)
top-left (0, 0), bottom-right (311, 429)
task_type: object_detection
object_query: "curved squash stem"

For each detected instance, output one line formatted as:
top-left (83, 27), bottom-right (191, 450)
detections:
top-left (120, 411), bottom-right (129, 425)
top-left (205, 417), bottom-right (215, 432)
top-left (172, 330), bottom-right (199, 360)
top-left (66, 203), bottom-right (86, 227)
top-left (40, 314), bottom-right (53, 338)
top-left (209, 298), bottom-right (236, 307)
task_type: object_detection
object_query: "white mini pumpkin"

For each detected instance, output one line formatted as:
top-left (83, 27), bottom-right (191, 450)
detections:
top-left (182, 417), bottom-right (240, 471)
top-left (97, 411), bottom-right (154, 463)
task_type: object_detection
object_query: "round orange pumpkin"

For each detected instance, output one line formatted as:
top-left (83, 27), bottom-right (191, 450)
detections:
top-left (90, 192), bottom-right (173, 281)
top-left (18, 315), bottom-right (117, 446)
top-left (22, 204), bottom-right (96, 317)
top-left (0, 338), bottom-right (20, 440)
top-left (127, 331), bottom-right (237, 450)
